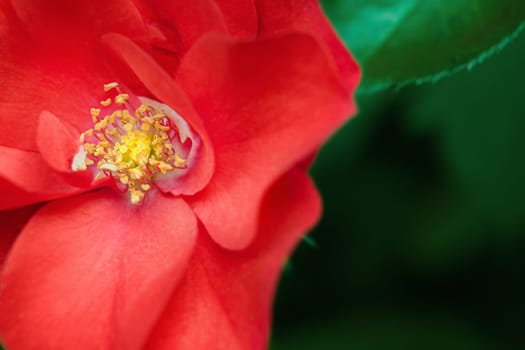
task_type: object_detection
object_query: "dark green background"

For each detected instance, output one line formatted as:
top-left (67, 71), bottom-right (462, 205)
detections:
top-left (271, 22), bottom-right (525, 350)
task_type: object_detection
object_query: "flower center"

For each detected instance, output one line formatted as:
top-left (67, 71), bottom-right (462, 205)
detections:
top-left (72, 83), bottom-right (190, 204)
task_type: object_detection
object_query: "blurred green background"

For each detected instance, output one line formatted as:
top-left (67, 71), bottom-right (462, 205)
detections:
top-left (271, 19), bottom-right (525, 350)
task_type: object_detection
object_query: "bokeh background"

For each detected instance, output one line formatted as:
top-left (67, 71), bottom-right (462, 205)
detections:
top-left (271, 15), bottom-right (525, 350)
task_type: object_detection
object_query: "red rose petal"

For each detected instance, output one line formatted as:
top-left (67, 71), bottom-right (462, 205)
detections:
top-left (0, 146), bottom-right (79, 210)
top-left (176, 33), bottom-right (356, 249)
top-left (0, 190), bottom-right (197, 350)
top-left (10, 0), bottom-right (148, 46)
top-left (146, 169), bottom-right (321, 350)
top-left (134, 0), bottom-right (228, 51)
top-left (214, 0), bottom-right (258, 39)
top-left (36, 111), bottom-right (95, 188)
top-left (0, 205), bottom-right (39, 271)
top-left (36, 111), bottom-right (80, 173)
top-left (0, 39), bottom-right (104, 150)
top-left (255, 0), bottom-right (361, 92)
top-left (0, 1), bottom-right (147, 150)
top-left (0, 178), bottom-right (47, 211)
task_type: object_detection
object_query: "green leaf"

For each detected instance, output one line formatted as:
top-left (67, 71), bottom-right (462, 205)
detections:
top-left (321, 0), bottom-right (525, 91)
top-left (406, 27), bottom-right (525, 233)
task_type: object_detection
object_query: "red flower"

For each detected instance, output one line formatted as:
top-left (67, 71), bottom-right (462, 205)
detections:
top-left (0, 1), bottom-right (359, 349)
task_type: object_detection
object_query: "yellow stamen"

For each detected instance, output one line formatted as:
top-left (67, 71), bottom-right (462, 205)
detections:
top-left (76, 84), bottom-right (189, 205)
top-left (174, 153), bottom-right (187, 168)
top-left (103, 82), bottom-right (120, 91)
top-left (130, 189), bottom-right (144, 204)
top-left (100, 98), bottom-right (112, 107)
top-left (119, 174), bottom-right (129, 185)
top-left (115, 93), bottom-right (129, 105)
top-left (90, 108), bottom-right (101, 122)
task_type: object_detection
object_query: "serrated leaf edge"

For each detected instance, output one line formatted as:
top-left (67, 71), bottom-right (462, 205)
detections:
top-left (359, 20), bottom-right (525, 94)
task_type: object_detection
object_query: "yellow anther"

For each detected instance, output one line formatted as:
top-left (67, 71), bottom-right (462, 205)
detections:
top-left (97, 133), bottom-right (108, 142)
top-left (123, 110), bottom-right (137, 124)
top-left (117, 162), bottom-right (129, 170)
top-left (77, 84), bottom-right (191, 205)
top-left (158, 162), bottom-right (173, 174)
top-left (104, 82), bottom-right (120, 91)
top-left (151, 137), bottom-right (161, 146)
top-left (94, 146), bottom-right (106, 157)
top-left (90, 108), bottom-right (101, 122)
top-left (95, 119), bottom-right (108, 131)
top-left (115, 93), bottom-right (130, 105)
top-left (110, 110), bottom-right (122, 121)
top-left (153, 145), bottom-right (164, 156)
top-left (174, 153), bottom-right (186, 168)
top-left (136, 104), bottom-right (149, 115)
top-left (129, 167), bottom-right (143, 180)
top-left (119, 174), bottom-right (129, 185)
top-left (130, 189), bottom-right (144, 204)
top-left (155, 122), bottom-right (170, 131)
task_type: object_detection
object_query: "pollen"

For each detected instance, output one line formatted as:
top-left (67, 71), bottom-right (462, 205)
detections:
top-left (74, 84), bottom-right (188, 204)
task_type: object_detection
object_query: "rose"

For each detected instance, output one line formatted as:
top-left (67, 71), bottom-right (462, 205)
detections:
top-left (0, 1), bottom-right (359, 349)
